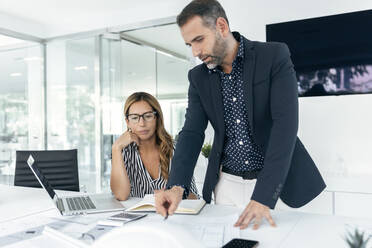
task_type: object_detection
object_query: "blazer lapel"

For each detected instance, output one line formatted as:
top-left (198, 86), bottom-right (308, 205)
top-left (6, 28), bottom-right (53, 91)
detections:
top-left (209, 72), bottom-right (225, 136)
top-left (242, 39), bottom-right (256, 133)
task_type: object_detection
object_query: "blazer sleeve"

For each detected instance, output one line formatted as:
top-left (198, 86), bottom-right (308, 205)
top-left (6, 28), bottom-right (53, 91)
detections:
top-left (251, 43), bottom-right (299, 209)
top-left (167, 70), bottom-right (209, 190)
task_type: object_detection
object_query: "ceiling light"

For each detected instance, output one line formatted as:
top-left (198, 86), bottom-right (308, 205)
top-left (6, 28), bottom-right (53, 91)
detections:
top-left (74, 66), bottom-right (88, 71)
top-left (23, 57), bottom-right (42, 61)
top-left (10, 73), bottom-right (22, 77)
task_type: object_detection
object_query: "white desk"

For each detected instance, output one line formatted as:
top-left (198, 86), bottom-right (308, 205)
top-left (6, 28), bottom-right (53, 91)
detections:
top-left (1, 185), bottom-right (371, 248)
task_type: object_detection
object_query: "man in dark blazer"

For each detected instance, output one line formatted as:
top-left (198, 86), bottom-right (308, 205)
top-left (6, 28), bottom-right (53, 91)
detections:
top-left (155, 0), bottom-right (326, 230)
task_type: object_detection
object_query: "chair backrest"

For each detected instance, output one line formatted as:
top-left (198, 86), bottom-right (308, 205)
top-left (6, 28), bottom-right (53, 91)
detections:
top-left (14, 149), bottom-right (79, 192)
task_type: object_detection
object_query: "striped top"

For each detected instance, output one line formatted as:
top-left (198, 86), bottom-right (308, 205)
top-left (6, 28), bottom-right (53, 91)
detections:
top-left (122, 143), bottom-right (198, 198)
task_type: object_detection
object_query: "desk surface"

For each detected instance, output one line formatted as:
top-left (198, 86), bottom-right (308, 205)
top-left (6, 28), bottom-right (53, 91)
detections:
top-left (1, 185), bottom-right (371, 248)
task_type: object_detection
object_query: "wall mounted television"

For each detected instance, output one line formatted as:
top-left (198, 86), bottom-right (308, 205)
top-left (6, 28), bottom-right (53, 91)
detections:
top-left (266, 9), bottom-right (372, 97)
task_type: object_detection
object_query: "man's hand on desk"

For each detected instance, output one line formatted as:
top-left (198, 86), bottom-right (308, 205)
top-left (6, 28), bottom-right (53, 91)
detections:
top-left (234, 200), bottom-right (276, 230)
top-left (154, 186), bottom-right (184, 217)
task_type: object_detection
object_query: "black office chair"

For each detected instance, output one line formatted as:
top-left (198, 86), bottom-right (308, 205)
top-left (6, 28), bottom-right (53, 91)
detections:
top-left (14, 149), bottom-right (80, 192)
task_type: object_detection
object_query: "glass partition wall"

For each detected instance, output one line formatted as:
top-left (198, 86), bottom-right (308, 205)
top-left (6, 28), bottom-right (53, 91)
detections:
top-left (0, 22), bottom-right (194, 193)
top-left (47, 37), bottom-right (100, 192)
top-left (101, 25), bottom-right (193, 192)
top-left (0, 35), bottom-right (44, 185)
top-left (46, 25), bottom-right (192, 193)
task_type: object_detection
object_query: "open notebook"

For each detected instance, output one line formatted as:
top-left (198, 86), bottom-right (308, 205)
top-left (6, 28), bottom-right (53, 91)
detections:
top-left (126, 194), bottom-right (206, 215)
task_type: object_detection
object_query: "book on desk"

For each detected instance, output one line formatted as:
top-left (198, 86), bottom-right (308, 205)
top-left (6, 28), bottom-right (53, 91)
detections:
top-left (126, 194), bottom-right (206, 215)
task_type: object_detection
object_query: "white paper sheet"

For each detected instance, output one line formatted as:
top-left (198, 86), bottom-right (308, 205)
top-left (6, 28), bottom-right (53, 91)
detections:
top-left (163, 214), bottom-right (240, 247)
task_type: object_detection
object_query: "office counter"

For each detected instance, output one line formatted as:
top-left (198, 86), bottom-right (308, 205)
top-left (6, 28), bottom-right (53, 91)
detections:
top-left (1, 185), bottom-right (371, 247)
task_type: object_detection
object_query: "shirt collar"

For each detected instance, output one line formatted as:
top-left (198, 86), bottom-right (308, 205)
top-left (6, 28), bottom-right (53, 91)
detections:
top-left (232, 31), bottom-right (245, 61)
top-left (209, 31), bottom-right (245, 73)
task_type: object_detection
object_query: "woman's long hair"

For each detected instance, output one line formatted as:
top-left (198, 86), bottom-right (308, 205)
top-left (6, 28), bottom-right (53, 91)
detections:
top-left (124, 92), bottom-right (173, 180)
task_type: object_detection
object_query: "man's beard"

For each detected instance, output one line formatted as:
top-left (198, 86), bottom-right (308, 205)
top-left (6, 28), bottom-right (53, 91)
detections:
top-left (200, 33), bottom-right (227, 69)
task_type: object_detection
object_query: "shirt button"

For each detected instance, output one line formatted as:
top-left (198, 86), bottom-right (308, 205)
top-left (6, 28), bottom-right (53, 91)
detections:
top-left (236, 119), bottom-right (241, 124)
top-left (245, 160), bottom-right (249, 164)
top-left (232, 97), bottom-right (237, 102)
top-left (229, 75), bottom-right (232, 80)
top-left (239, 141), bottom-right (243, 145)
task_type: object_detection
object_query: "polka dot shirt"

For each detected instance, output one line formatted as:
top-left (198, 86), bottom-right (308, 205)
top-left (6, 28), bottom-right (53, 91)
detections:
top-left (211, 33), bottom-right (264, 173)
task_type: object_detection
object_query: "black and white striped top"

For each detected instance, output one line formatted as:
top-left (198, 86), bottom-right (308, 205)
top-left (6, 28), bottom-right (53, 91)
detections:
top-left (123, 143), bottom-right (198, 198)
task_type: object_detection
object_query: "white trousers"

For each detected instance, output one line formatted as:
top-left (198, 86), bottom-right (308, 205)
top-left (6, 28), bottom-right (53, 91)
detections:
top-left (214, 172), bottom-right (257, 209)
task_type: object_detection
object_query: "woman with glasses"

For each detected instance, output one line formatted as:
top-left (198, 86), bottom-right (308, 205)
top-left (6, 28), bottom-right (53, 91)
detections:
top-left (110, 92), bottom-right (198, 200)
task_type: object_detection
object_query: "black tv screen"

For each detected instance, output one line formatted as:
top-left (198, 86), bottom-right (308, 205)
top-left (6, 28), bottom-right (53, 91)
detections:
top-left (266, 9), bottom-right (372, 97)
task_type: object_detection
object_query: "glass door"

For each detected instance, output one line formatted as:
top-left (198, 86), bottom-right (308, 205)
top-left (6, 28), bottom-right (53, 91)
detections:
top-left (47, 37), bottom-right (100, 193)
top-left (0, 37), bottom-right (44, 185)
top-left (101, 35), bottom-right (122, 192)
top-left (100, 36), bottom-right (158, 192)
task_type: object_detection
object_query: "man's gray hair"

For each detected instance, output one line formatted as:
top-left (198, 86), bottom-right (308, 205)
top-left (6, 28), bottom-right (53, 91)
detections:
top-left (177, 0), bottom-right (229, 29)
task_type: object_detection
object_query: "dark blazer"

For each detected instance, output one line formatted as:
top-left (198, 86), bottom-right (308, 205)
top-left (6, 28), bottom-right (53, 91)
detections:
top-left (168, 34), bottom-right (326, 209)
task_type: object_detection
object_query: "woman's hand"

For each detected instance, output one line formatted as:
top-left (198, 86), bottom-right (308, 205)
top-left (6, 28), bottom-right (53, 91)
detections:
top-left (112, 130), bottom-right (140, 151)
top-left (110, 129), bottom-right (138, 201)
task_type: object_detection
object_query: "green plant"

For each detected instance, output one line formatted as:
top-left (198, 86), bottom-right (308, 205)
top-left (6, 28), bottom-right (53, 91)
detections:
top-left (201, 143), bottom-right (212, 158)
top-left (345, 227), bottom-right (370, 248)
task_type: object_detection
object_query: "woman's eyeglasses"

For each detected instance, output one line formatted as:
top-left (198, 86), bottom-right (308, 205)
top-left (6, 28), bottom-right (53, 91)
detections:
top-left (127, 111), bottom-right (157, 124)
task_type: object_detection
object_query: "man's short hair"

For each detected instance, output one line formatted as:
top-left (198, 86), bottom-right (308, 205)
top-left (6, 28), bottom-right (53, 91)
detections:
top-left (177, 0), bottom-right (229, 29)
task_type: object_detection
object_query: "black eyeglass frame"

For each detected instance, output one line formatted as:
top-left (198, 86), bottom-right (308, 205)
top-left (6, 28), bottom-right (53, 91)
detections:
top-left (126, 111), bottom-right (157, 123)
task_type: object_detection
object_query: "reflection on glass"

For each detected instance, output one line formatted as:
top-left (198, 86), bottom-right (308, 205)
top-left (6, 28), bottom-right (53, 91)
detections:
top-left (170, 101), bottom-right (188, 138)
top-left (0, 43), bottom-right (44, 185)
top-left (157, 51), bottom-right (189, 99)
top-left (47, 38), bottom-right (97, 192)
top-left (158, 100), bottom-right (188, 139)
top-left (101, 37), bottom-right (122, 192)
top-left (99, 33), bottom-right (192, 191)
top-left (121, 40), bottom-right (156, 97)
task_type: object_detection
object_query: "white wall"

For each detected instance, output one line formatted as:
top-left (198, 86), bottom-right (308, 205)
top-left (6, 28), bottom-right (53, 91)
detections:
top-left (221, 0), bottom-right (372, 42)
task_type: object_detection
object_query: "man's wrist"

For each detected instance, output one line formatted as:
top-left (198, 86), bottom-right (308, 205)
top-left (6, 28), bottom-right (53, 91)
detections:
top-left (167, 185), bottom-right (189, 199)
top-left (171, 186), bottom-right (184, 195)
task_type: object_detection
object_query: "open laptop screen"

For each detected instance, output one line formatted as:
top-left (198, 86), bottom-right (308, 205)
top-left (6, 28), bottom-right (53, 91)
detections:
top-left (27, 155), bottom-right (56, 200)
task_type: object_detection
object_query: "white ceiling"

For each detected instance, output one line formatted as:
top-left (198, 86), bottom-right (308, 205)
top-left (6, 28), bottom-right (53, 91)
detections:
top-left (121, 25), bottom-right (191, 98)
top-left (124, 24), bottom-right (191, 59)
top-left (0, 0), bottom-right (189, 38)
top-left (0, 35), bottom-right (25, 46)
top-left (1, 0), bottom-right (372, 40)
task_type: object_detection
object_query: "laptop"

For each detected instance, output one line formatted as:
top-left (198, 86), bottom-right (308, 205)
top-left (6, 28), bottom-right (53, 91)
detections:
top-left (26, 154), bottom-right (125, 216)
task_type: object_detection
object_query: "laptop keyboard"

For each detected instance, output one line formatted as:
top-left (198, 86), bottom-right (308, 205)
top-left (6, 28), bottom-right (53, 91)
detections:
top-left (66, 196), bottom-right (96, 211)
top-left (57, 198), bottom-right (65, 212)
